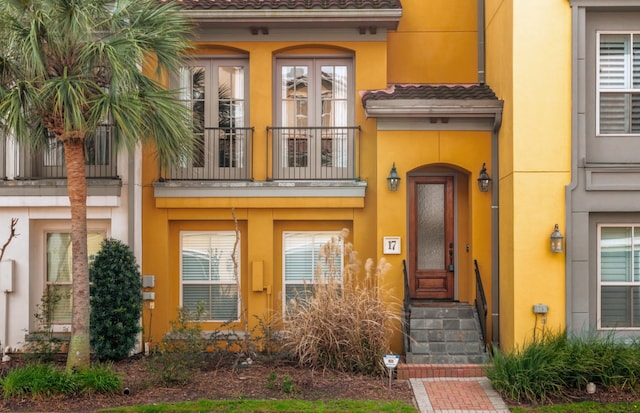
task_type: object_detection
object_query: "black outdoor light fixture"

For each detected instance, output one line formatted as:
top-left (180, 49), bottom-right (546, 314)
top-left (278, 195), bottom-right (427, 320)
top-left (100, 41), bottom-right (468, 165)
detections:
top-left (477, 163), bottom-right (491, 192)
top-left (387, 163), bottom-right (400, 191)
top-left (550, 224), bottom-right (564, 253)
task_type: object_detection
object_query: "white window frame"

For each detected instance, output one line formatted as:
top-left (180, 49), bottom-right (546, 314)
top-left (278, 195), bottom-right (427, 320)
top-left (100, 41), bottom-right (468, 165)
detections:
top-left (596, 31), bottom-right (640, 136)
top-left (597, 224), bottom-right (640, 330)
top-left (44, 230), bottom-right (106, 331)
top-left (282, 231), bottom-right (344, 316)
top-left (180, 231), bottom-right (240, 322)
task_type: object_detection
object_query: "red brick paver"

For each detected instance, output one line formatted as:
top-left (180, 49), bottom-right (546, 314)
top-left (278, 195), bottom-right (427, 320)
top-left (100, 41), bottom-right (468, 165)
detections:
top-left (424, 380), bottom-right (494, 410)
top-left (410, 377), bottom-right (510, 413)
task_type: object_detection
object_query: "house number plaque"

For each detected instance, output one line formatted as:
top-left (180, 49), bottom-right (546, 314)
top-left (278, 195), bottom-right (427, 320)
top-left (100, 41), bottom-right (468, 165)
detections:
top-left (383, 236), bottom-right (401, 254)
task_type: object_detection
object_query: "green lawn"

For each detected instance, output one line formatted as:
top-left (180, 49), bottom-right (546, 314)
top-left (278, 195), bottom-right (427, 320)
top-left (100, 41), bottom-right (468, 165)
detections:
top-left (99, 399), bottom-right (417, 413)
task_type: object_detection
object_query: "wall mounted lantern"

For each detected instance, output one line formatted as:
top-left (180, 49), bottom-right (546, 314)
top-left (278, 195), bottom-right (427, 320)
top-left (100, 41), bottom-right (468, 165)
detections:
top-left (387, 163), bottom-right (400, 191)
top-left (550, 224), bottom-right (564, 253)
top-left (477, 163), bottom-right (491, 192)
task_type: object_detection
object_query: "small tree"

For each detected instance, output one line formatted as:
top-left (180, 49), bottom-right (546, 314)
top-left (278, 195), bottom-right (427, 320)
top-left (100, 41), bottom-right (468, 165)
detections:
top-left (90, 238), bottom-right (142, 361)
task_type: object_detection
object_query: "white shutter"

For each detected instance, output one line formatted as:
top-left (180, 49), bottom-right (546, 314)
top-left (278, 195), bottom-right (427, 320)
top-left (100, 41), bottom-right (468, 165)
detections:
top-left (599, 34), bottom-right (628, 89)
top-left (599, 34), bottom-right (630, 133)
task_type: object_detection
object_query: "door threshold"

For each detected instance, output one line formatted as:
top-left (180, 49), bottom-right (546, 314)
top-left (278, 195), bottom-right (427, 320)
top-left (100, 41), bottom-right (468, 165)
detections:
top-left (411, 299), bottom-right (461, 307)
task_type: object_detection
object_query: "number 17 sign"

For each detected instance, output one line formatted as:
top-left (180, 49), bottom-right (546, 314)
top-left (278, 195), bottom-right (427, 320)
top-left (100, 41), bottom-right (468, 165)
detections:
top-left (383, 236), bottom-right (401, 254)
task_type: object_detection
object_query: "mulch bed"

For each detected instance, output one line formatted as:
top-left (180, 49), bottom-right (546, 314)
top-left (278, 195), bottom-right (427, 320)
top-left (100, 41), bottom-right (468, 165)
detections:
top-left (0, 354), bottom-right (415, 412)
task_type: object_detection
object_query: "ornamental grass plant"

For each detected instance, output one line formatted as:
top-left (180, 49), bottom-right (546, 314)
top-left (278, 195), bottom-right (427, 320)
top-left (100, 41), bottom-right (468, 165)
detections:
top-left (283, 230), bottom-right (401, 376)
top-left (1, 363), bottom-right (122, 399)
top-left (487, 330), bottom-right (640, 405)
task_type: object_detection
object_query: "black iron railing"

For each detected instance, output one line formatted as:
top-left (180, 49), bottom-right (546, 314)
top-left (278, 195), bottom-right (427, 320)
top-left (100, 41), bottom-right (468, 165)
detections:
top-left (267, 126), bottom-right (359, 180)
top-left (164, 127), bottom-right (253, 181)
top-left (14, 125), bottom-right (118, 179)
top-left (402, 259), bottom-right (411, 354)
top-left (474, 259), bottom-right (489, 351)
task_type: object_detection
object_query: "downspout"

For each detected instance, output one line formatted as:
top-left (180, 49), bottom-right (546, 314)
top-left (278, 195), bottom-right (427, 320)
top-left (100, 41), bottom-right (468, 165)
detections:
top-left (128, 147), bottom-right (143, 354)
top-left (478, 0), bottom-right (501, 349)
top-left (491, 112), bottom-right (501, 350)
top-left (128, 150), bottom-right (136, 254)
top-left (478, 0), bottom-right (486, 85)
top-left (565, 1), bottom-right (581, 333)
top-left (2, 291), bottom-right (9, 361)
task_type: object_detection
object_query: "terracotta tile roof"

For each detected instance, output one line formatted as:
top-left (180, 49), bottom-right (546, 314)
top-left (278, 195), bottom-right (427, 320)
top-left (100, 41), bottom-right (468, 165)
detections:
top-left (361, 84), bottom-right (503, 118)
top-left (169, 0), bottom-right (402, 10)
top-left (361, 84), bottom-right (499, 103)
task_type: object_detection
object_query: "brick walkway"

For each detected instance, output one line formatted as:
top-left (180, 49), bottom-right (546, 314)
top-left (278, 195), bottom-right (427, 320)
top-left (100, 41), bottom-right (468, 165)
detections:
top-left (410, 377), bottom-right (510, 413)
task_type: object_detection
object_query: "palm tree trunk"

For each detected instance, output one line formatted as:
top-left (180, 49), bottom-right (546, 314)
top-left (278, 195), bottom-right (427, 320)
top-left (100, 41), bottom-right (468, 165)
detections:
top-left (64, 138), bottom-right (91, 372)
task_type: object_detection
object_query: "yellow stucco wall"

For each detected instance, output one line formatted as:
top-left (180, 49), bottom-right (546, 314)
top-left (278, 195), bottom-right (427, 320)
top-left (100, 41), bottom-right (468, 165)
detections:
top-left (142, 38), bottom-right (388, 346)
top-left (485, 0), bottom-right (571, 350)
top-left (141, 0), bottom-right (572, 354)
top-left (376, 130), bottom-right (494, 349)
top-left (388, 0), bottom-right (479, 83)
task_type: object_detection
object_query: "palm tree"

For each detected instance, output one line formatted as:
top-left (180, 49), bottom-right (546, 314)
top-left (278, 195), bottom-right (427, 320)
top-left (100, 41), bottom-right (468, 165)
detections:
top-left (0, 0), bottom-right (194, 372)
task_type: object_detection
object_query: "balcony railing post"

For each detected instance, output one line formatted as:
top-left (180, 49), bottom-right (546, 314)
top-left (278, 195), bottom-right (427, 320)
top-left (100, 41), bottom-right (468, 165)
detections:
top-left (162, 126), bottom-right (357, 182)
top-left (268, 126), bottom-right (358, 181)
top-left (164, 127), bottom-right (253, 181)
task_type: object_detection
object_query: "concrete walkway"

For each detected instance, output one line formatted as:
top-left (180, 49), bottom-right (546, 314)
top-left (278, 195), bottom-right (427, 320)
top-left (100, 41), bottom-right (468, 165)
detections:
top-left (410, 377), bottom-right (510, 413)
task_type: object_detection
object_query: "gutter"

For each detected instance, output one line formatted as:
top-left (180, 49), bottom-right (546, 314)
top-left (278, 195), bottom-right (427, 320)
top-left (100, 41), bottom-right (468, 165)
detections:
top-left (182, 9), bottom-right (402, 29)
top-left (477, 0), bottom-right (501, 350)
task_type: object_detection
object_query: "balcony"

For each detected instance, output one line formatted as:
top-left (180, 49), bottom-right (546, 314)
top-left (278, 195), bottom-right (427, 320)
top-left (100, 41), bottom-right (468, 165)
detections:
top-left (0, 125), bottom-right (121, 199)
top-left (153, 126), bottom-right (365, 202)
top-left (268, 126), bottom-right (359, 180)
top-left (12, 125), bottom-right (118, 179)
top-left (162, 127), bottom-right (253, 181)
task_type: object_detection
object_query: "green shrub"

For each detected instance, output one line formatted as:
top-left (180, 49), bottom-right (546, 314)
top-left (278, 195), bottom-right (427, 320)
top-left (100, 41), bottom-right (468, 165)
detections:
top-left (252, 313), bottom-right (288, 362)
top-left (487, 332), bottom-right (569, 404)
top-left (73, 363), bottom-right (123, 394)
top-left (283, 231), bottom-right (401, 376)
top-left (147, 306), bottom-right (206, 384)
top-left (487, 330), bottom-right (640, 404)
top-left (1, 364), bottom-right (74, 398)
top-left (564, 333), bottom-right (640, 390)
top-left (0, 363), bottom-right (122, 398)
top-left (90, 238), bottom-right (143, 362)
top-left (23, 291), bottom-right (64, 362)
top-left (0, 364), bottom-right (121, 399)
top-left (280, 374), bottom-right (296, 394)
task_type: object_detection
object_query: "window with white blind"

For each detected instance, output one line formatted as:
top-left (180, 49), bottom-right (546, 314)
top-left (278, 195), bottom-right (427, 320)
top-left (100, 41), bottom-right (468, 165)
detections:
top-left (181, 232), bottom-right (239, 321)
top-left (46, 232), bottom-right (104, 324)
top-left (282, 231), bottom-right (343, 314)
top-left (597, 33), bottom-right (640, 135)
top-left (598, 225), bottom-right (640, 328)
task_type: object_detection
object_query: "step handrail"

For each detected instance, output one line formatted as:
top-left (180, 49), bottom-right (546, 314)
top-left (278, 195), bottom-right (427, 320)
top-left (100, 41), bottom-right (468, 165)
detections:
top-left (474, 259), bottom-right (489, 352)
top-left (402, 259), bottom-right (411, 354)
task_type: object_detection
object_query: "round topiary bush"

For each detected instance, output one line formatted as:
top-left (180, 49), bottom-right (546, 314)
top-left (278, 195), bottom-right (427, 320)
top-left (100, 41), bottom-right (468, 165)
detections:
top-left (90, 238), bottom-right (142, 361)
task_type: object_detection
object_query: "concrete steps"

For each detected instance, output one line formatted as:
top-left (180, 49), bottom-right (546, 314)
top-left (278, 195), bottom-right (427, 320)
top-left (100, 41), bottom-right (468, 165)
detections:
top-left (405, 302), bottom-right (489, 366)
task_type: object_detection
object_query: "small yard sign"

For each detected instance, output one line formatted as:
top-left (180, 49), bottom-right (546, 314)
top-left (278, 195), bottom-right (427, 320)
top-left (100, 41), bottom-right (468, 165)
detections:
top-left (383, 354), bottom-right (400, 369)
top-left (383, 354), bottom-right (400, 389)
